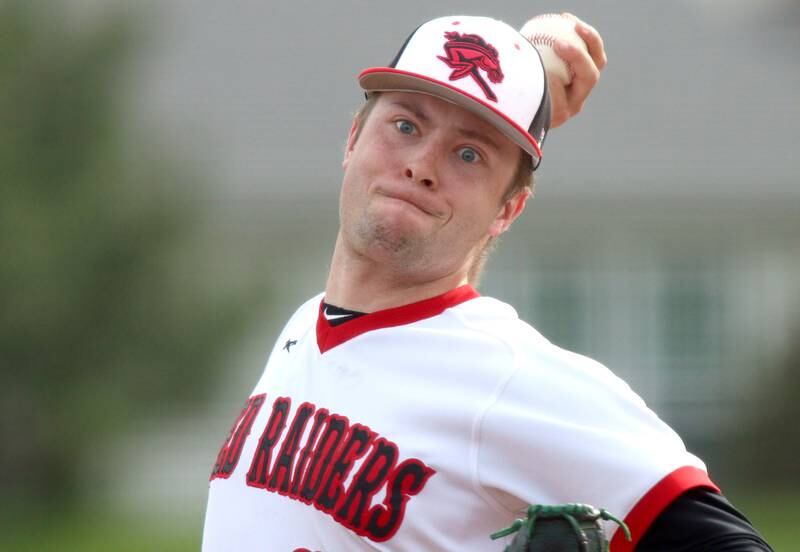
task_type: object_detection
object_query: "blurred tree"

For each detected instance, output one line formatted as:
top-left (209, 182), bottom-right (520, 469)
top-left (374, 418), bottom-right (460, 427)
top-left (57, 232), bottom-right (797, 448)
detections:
top-left (0, 1), bottom-right (265, 510)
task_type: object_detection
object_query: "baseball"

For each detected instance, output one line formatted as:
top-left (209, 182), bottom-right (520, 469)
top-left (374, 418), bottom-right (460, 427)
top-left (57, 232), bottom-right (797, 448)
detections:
top-left (520, 13), bottom-right (588, 85)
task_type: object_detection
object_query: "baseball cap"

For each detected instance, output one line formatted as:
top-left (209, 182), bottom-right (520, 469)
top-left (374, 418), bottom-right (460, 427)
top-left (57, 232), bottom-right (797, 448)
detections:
top-left (359, 15), bottom-right (551, 170)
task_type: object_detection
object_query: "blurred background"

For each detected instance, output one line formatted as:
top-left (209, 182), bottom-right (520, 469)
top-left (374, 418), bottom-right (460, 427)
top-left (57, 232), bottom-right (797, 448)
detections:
top-left (1, 0), bottom-right (797, 549)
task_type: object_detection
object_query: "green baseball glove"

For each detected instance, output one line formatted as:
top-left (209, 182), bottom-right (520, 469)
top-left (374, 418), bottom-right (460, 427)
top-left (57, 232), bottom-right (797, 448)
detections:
top-left (490, 503), bottom-right (631, 552)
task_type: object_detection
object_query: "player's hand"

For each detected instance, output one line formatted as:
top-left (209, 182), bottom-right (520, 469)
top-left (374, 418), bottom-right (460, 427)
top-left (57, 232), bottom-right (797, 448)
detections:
top-left (548, 13), bottom-right (607, 128)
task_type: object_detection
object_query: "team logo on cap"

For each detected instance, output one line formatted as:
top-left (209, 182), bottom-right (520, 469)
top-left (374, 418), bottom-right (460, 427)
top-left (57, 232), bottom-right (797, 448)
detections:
top-left (437, 31), bottom-right (504, 102)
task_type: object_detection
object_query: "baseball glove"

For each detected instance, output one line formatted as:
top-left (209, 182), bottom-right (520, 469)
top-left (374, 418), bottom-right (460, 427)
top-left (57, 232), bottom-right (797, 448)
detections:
top-left (490, 503), bottom-right (631, 552)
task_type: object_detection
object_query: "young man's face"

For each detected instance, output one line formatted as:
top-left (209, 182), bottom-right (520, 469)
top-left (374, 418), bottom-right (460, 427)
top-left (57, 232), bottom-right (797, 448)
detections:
top-left (339, 91), bottom-right (529, 285)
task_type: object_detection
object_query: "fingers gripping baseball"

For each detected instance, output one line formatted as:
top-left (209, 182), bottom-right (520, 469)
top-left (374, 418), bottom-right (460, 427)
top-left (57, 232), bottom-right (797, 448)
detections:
top-left (540, 13), bottom-right (607, 128)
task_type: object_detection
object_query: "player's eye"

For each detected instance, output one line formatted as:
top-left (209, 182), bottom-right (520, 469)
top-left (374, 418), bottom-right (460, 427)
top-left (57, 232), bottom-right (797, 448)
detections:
top-left (457, 146), bottom-right (481, 164)
top-left (395, 119), bottom-right (416, 135)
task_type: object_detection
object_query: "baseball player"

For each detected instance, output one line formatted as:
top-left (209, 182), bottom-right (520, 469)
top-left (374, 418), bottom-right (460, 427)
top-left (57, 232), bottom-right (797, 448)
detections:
top-left (202, 14), bottom-right (772, 551)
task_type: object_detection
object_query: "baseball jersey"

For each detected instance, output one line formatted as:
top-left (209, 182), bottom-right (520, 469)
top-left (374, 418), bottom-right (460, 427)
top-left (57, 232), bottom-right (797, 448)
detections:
top-left (202, 285), bottom-right (717, 551)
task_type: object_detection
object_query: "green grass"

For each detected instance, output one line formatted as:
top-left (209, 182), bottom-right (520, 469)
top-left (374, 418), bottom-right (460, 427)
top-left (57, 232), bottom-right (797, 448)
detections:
top-left (0, 490), bottom-right (795, 550)
top-left (729, 488), bottom-right (799, 551)
top-left (0, 509), bottom-right (201, 552)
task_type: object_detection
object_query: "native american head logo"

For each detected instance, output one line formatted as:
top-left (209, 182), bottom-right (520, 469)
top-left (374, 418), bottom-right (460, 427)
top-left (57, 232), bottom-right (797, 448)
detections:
top-left (437, 31), bottom-right (504, 102)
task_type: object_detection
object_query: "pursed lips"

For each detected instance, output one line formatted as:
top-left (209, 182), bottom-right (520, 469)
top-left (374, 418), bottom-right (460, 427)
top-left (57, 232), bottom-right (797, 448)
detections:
top-left (374, 188), bottom-right (444, 219)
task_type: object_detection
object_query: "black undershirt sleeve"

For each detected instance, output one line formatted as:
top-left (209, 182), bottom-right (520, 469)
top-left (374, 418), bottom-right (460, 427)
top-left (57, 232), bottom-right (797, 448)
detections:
top-left (636, 488), bottom-right (773, 551)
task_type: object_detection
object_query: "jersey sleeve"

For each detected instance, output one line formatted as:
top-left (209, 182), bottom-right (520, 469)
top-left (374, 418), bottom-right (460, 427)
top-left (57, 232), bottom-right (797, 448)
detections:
top-left (474, 340), bottom-right (718, 547)
top-left (635, 488), bottom-right (773, 551)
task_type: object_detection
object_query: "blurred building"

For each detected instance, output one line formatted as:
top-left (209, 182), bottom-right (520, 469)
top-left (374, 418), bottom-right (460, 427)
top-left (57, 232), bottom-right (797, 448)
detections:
top-left (487, 199), bottom-right (799, 443)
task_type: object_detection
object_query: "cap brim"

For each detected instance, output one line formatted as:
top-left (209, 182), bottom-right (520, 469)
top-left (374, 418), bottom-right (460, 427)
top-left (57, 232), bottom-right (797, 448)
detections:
top-left (359, 67), bottom-right (542, 166)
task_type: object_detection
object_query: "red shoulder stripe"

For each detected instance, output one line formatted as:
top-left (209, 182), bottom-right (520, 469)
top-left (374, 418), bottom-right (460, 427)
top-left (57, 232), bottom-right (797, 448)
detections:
top-left (610, 465), bottom-right (720, 551)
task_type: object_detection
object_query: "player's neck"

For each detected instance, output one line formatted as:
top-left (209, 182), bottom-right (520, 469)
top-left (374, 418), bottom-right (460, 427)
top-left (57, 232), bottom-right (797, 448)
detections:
top-left (324, 232), bottom-right (469, 313)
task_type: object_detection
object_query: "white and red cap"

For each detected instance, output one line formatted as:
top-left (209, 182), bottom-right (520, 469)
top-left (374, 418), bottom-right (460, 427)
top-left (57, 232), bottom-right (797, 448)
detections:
top-left (359, 15), bottom-right (551, 170)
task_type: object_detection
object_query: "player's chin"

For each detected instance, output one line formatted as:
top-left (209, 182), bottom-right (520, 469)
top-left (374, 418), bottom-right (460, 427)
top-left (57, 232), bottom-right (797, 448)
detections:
top-left (357, 213), bottom-right (431, 257)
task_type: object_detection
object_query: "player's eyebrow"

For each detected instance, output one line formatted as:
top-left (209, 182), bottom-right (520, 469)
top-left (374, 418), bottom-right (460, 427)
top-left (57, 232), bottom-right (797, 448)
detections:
top-left (390, 100), bottom-right (430, 123)
top-left (455, 127), bottom-right (500, 152)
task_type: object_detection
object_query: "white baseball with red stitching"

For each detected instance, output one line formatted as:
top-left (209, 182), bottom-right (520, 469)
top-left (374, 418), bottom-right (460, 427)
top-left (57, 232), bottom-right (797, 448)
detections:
top-left (520, 13), bottom-right (587, 85)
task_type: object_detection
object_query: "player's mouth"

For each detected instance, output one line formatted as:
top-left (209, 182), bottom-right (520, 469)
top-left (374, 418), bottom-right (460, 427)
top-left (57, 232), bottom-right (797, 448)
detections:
top-left (373, 188), bottom-right (444, 219)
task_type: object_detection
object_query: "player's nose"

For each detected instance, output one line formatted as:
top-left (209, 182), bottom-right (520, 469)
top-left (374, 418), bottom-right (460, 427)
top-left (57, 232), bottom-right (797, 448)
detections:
top-left (403, 145), bottom-right (439, 189)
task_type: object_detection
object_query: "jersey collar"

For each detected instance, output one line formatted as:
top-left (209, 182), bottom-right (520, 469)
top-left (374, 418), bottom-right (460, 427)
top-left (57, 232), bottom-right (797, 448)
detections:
top-left (316, 285), bottom-right (479, 353)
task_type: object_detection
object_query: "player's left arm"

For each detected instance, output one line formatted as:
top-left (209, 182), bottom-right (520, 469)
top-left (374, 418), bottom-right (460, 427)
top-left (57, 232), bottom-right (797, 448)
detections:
top-left (548, 13), bottom-right (607, 128)
top-left (637, 488), bottom-right (774, 551)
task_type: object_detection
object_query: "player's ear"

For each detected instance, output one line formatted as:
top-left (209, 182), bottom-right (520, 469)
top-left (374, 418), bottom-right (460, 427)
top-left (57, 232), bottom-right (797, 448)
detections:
top-left (342, 116), bottom-right (361, 169)
top-left (488, 187), bottom-right (531, 238)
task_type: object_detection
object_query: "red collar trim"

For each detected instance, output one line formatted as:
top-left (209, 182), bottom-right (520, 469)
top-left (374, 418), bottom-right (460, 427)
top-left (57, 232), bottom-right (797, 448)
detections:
top-left (316, 285), bottom-right (479, 353)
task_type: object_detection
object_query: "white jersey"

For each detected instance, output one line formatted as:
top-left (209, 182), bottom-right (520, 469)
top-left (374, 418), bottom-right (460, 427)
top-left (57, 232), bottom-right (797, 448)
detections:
top-left (202, 285), bottom-right (717, 551)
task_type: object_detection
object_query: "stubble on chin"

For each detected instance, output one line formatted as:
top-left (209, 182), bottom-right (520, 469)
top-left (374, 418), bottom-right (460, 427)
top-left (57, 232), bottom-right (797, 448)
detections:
top-left (345, 202), bottom-right (441, 276)
top-left (355, 217), bottom-right (410, 255)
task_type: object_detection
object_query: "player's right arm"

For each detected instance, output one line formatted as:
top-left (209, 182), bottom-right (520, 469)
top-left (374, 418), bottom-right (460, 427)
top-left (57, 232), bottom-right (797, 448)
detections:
top-left (544, 13), bottom-right (607, 128)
